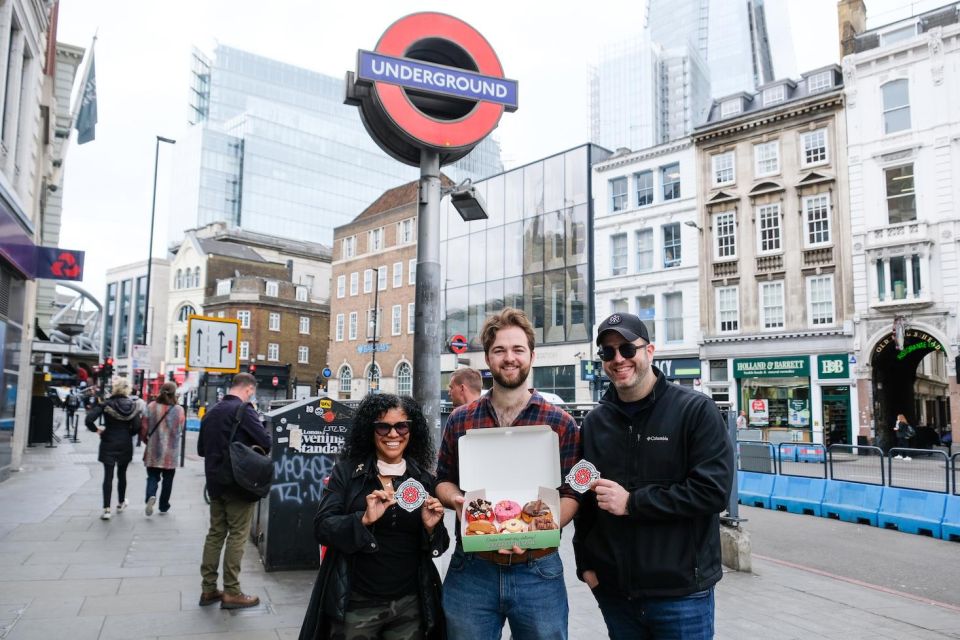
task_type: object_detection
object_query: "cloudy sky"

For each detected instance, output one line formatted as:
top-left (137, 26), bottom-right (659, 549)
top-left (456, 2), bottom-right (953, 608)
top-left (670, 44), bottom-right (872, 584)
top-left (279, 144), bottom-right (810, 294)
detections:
top-left (52, 0), bottom-right (943, 299)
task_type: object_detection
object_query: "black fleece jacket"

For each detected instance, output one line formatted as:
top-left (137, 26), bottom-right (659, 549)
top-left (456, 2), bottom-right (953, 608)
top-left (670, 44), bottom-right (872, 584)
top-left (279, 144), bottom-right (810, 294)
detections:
top-left (573, 368), bottom-right (734, 598)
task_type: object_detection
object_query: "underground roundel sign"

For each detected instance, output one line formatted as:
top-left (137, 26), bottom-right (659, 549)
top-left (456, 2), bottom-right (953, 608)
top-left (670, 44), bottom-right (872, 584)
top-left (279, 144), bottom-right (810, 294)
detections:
top-left (348, 12), bottom-right (518, 167)
top-left (449, 334), bottom-right (468, 354)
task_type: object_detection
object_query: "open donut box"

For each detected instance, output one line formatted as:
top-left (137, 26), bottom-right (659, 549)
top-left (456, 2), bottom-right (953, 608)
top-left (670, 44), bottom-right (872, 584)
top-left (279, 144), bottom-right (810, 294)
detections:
top-left (458, 425), bottom-right (562, 552)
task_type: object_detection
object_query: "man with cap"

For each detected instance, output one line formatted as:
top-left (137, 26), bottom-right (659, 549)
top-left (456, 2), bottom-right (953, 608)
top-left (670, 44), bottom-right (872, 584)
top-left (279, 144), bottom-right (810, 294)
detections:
top-left (573, 312), bottom-right (734, 639)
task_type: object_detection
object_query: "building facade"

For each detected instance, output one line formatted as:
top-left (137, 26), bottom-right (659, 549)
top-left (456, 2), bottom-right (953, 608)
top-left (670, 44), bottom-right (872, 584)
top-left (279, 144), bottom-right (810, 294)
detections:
top-left (592, 140), bottom-right (703, 392)
top-left (842, 2), bottom-right (960, 442)
top-left (693, 65), bottom-right (856, 445)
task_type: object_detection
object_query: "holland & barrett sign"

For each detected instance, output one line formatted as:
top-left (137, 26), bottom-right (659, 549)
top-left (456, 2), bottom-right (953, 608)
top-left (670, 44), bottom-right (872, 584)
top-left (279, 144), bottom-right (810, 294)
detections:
top-left (733, 356), bottom-right (809, 378)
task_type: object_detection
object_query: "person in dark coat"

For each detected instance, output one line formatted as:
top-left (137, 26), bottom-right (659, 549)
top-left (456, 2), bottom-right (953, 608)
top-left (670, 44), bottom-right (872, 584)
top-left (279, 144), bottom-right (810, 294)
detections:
top-left (299, 393), bottom-right (448, 640)
top-left (85, 377), bottom-right (141, 520)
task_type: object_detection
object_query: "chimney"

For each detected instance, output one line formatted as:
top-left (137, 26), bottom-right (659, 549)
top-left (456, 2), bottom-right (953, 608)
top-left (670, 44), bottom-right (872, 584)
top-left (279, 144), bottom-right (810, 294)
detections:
top-left (838, 0), bottom-right (867, 58)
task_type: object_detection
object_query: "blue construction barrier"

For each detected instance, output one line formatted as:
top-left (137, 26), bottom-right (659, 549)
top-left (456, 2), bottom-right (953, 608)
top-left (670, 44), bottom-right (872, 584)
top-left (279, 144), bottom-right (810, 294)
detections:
top-left (778, 444), bottom-right (798, 463)
top-left (770, 475), bottom-right (827, 516)
top-left (941, 495), bottom-right (960, 542)
top-left (187, 417), bottom-right (201, 432)
top-left (877, 487), bottom-right (947, 538)
top-left (738, 471), bottom-right (775, 509)
top-left (797, 444), bottom-right (826, 464)
top-left (821, 480), bottom-right (884, 526)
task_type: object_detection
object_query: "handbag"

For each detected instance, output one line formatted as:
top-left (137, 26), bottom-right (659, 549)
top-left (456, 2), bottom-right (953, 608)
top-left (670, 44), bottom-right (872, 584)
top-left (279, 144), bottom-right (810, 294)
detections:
top-left (141, 405), bottom-right (173, 455)
top-left (216, 401), bottom-right (273, 500)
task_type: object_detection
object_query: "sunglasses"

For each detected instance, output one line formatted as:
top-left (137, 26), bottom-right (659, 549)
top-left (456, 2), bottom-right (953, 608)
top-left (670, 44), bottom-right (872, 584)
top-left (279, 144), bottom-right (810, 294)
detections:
top-left (373, 421), bottom-right (412, 436)
top-left (597, 342), bottom-right (648, 362)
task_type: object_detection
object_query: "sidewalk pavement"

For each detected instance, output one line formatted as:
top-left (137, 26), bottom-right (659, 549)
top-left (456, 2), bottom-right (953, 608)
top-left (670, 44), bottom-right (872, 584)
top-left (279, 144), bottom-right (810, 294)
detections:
top-left (0, 409), bottom-right (958, 639)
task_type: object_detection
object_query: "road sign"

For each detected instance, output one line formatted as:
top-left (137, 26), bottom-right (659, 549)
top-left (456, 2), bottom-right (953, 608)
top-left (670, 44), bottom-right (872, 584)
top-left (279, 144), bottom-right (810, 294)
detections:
top-left (272, 376), bottom-right (279, 387)
top-left (321, 367), bottom-right (332, 378)
top-left (449, 334), bottom-right (468, 354)
top-left (131, 345), bottom-right (151, 371)
top-left (185, 315), bottom-right (241, 373)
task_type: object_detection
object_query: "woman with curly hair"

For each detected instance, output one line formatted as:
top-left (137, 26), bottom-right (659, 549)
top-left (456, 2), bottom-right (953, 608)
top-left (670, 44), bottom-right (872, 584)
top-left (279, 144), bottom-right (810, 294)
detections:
top-left (300, 394), bottom-right (448, 640)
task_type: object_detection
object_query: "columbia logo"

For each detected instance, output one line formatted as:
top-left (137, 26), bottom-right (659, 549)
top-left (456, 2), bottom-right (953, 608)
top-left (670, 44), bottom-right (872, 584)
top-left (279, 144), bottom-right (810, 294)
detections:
top-left (646, 436), bottom-right (668, 442)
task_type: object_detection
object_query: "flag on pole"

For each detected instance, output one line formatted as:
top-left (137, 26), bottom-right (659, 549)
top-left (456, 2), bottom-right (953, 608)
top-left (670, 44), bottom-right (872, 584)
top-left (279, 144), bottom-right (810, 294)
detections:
top-left (75, 50), bottom-right (97, 144)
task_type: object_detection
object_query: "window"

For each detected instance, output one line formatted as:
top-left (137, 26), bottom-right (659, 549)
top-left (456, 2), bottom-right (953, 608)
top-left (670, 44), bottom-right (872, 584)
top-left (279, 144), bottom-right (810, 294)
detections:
top-left (636, 295), bottom-right (656, 342)
top-left (269, 312), bottom-right (280, 331)
top-left (268, 343), bottom-right (279, 361)
top-left (348, 312), bottom-right (358, 340)
top-left (611, 233), bottom-right (628, 275)
top-left (716, 286), bottom-right (739, 333)
top-left (175, 269), bottom-right (182, 289)
top-left (350, 272), bottom-right (359, 296)
top-left (378, 266), bottom-right (387, 291)
top-left (392, 304), bottom-right (402, 335)
top-left (408, 259), bottom-right (416, 285)
top-left (807, 70), bottom-right (833, 93)
top-left (172, 335), bottom-right (179, 359)
top-left (239, 341), bottom-right (249, 360)
top-left (177, 305), bottom-right (195, 322)
top-left (343, 236), bottom-right (356, 258)
top-left (807, 275), bottom-right (835, 326)
top-left (756, 204), bottom-right (781, 254)
top-left (265, 281), bottom-right (279, 297)
top-left (661, 163), bottom-right (680, 200)
top-left (217, 311), bottom-right (224, 318)
top-left (363, 269), bottom-right (373, 294)
top-left (408, 303), bottom-right (415, 334)
top-left (710, 360), bottom-right (729, 381)
top-left (754, 141), bottom-right (780, 176)
top-left (368, 227), bottom-right (383, 252)
top-left (636, 170), bottom-right (654, 206)
top-left (804, 194), bottom-right (831, 247)
top-left (339, 365), bottom-right (353, 400)
top-left (299, 316), bottom-right (310, 334)
top-left (877, 255), bottom-right (922, 301)
top-left (396, 362), bottom-right (412, 396)
top-left (801, 129), bottom-right (828, 166)
top-left (712, 152), bottom-right (735, 186)
top-left (611, 298), bottom-right (628, 314)
top-left (610, 177), bottom-right (628, 212)
top-left (193, 267), bottom-right (201, 287)
top-left (882, 80), bottom-right (910, 134)
top-left (336, 275), bottom-right (345, 298)
top-left (720, 99), bottom-right (741, 117)
top-left (714, 211), bottom-right (737, 259)
top-left (237, 310), bottom-right (250, 329)
top-left (762, 84), bottom-right (785, 106)
top-left (882, 24), bottom-right (917, 46)
top-left (885, 164), bottom-right (915, 224)
top-left (636, 228), bottom-right (653, 272)
top-left (296, 286), bottom-right (308, 302)
top-left (393, 262), bottom-right (403, 288)
top-left (663, 223), bottom-right (681, 267)
top-left (216, 280), bottom-right (231, 296)
top-left (298, 346), bottom-right (309, 364)
top-left (664, 292), bottom-right (683, 342)
top-left (335, 314), bottom-right (344, 341)
top-left (759, 281), bottom-right (785, 330)
top-left (398, 219), bottom-right (415, 244)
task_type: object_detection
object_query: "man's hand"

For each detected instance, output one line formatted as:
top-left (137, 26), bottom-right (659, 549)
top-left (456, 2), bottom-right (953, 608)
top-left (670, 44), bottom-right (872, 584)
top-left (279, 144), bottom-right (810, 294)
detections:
top-left (361, 489), bottom-right (395, 525)
top-left (582, 570), bottom-right (599, 589)
top-left (421, 497), bottom-right (444, 533)
top-left (497, 544), bottom-right (526, 556)
top-left (593, 478), bottom-right (630, 516)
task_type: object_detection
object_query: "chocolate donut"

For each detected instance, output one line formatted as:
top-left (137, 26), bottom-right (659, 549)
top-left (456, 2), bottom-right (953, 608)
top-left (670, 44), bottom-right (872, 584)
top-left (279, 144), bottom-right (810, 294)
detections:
top-left (521, 499), bottom-right (552, 523)
top-left (532, 514), bottom-right (558, 530)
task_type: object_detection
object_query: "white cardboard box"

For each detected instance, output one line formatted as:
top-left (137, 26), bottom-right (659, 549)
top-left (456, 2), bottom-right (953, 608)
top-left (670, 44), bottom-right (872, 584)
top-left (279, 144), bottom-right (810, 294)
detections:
top-left (458, 425), bottom-right (562, 552)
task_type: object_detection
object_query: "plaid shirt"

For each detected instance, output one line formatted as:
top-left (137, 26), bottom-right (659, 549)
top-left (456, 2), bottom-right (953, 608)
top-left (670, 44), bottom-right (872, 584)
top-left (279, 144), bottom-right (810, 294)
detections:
top-left (436, 390), bottom-right (582, 502)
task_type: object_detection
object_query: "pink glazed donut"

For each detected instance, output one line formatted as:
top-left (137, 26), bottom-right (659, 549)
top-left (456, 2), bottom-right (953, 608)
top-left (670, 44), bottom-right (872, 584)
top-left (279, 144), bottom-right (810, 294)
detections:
top-left (493, 500), bottom-right (522, 522)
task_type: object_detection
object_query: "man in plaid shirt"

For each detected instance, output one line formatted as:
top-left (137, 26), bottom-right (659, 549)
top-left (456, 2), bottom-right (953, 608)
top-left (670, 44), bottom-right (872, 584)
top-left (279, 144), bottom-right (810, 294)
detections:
top-left (435, 308), bottom-right (581, 640)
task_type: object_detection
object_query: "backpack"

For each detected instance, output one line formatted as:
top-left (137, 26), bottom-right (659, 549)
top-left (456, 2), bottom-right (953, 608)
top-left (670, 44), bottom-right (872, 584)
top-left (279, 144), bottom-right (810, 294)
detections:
top-left (215, 402), bottom-right (273, 501)
top-left (66, 394), bottom-right (79, 410)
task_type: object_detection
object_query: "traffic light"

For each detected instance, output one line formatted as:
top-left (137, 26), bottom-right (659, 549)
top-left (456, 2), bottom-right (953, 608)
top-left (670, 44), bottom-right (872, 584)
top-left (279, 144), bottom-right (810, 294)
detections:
top-left (102, 357), bottom-right (114, 379)
top-left (248, 363), bottom-right (256, 374)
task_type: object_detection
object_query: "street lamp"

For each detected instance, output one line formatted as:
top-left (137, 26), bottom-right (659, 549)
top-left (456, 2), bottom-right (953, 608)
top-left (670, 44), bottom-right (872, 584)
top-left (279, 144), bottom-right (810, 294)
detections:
top-left (449, 179), bottom-right (488, 222)
top-left (141, 135), bottom-right (176, 390)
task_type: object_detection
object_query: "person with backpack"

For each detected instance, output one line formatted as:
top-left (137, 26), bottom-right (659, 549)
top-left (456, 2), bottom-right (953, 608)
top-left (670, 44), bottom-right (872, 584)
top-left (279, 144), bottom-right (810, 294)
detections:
top-left (893, 413), bottom-right (915, 460)
top-left (140, 382), bottom-right (185, 516)
top-left (197, 373), bottom-right (270, 610)
top-left (85, 377), bottom-right (142, 520)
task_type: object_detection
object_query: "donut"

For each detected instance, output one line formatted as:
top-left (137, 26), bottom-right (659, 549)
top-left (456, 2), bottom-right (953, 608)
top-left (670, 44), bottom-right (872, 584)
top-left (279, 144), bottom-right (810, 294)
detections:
top-left (532, 514), bottom-right (557, 530)
top-left (520, 499), bottom-right (552, 523)
top-left (501, 518), bottom-right (527, 533)
top-left (465, 498), bottom-right (494, 523)
top-left (466, 520), bottom-right (498, 535)
top-left (493, 500), bottom-right (522, 522)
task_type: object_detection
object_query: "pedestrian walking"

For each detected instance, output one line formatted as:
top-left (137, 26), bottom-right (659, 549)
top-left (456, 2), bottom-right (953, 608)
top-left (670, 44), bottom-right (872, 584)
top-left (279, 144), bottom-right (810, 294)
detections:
top-left (893, 413), bottom-right (915, 460)
top-left (140, 381), bottom-right (185, 516)
top-left (736, 409), bottom-right (747, 430)
top-left (85, 377), bottom-right (142, 520)
top-left (574, 313), bottom-right (734, 639)
top-left (299, 393), bottom-right (448, 640)
top-left (197, 373), bottom-right (271, 609)
top-left (435, 308), bottom-right (581, 640)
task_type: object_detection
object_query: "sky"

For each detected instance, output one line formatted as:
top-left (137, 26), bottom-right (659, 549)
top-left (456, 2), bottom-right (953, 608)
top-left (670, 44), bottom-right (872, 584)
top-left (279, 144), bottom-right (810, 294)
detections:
top-left (52, 0), bottom-right (946, 303)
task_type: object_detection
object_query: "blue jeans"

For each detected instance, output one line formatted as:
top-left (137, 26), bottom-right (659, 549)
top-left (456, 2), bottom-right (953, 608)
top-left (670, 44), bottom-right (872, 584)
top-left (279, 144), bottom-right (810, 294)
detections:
top-left (443, 546), bottom-right (568, 640)
top-left (145, 467), bottom-right (176, 512)
top-left (594, 586), bottom-right (715, 640)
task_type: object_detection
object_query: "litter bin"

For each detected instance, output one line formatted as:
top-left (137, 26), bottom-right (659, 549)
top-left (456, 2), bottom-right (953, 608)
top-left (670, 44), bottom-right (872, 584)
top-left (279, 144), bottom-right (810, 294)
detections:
top-left (255, 396), bottom-right (354, 571)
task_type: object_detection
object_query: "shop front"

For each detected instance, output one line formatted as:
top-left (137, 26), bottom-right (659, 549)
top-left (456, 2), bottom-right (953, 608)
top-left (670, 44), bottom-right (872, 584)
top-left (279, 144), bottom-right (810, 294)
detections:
top-left (734, 356), bottom-right (811, 443)
top-left (815, 354), bottom-right (854, 446)
top-left (653, 357), bottom-right (701, 389)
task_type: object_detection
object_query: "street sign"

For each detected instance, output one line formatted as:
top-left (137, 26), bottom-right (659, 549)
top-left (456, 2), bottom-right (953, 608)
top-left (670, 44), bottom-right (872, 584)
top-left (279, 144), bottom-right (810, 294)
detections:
top-left (449, 334), bottom-right (468, 354)
top-left (131, 345), bottom-right (151, 371)
top-left (272, 376), bottom-right (279, 387)
top-left (185, 315), bottom-right (241, 373)
top-left (321, 367), bottom-right (332, 378)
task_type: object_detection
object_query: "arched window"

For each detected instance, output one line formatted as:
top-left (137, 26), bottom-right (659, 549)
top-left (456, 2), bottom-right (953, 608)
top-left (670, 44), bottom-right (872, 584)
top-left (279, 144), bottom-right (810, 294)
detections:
top-left (178, 305), bottom-right (196, 322)
top-left (172, 335), bottom-right (179, 359)
top-left (175, 269), bottom-right (182, 289)
top-left (339, 365), bottom-right (353, 400)
top-left (193, 267), bottom-right (201, 288)
top-left (396, 362), bottom-right (412, 396)
top-left (367, 363), bottom-right (381, 394)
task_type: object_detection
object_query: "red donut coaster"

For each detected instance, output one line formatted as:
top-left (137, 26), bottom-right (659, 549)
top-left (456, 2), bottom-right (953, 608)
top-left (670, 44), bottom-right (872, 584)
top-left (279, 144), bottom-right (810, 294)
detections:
top-left (395, 478), bottom-right (427, 512)
top-left (565, 460), bottom-right (601, 494)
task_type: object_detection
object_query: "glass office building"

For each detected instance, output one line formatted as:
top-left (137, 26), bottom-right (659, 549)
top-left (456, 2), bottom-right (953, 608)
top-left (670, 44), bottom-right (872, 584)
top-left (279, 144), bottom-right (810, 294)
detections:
top-left (172, 45), bottom-right (503, 245)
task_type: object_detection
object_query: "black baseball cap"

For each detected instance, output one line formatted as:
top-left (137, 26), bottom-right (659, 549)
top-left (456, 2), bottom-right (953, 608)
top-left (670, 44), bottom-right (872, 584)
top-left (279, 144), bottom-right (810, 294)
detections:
top-left (596, 312), bottom-right (651, 345)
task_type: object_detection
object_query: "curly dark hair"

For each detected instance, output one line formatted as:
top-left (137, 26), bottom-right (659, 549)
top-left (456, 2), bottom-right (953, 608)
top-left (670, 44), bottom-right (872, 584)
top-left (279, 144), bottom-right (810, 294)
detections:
top-left (340, 393), bottom-right (435, 470)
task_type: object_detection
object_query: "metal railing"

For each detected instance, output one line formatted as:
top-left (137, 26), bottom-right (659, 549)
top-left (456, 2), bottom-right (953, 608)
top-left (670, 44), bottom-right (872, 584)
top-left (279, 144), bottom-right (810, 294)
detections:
top-left (777, 443), bottom-right (827, 479)
top-left (827, 445), bottom-right (885, 486)
top-left (953, 453), bottom-right (959, 496)
top-left (887, 448), bottom-right (949, 494)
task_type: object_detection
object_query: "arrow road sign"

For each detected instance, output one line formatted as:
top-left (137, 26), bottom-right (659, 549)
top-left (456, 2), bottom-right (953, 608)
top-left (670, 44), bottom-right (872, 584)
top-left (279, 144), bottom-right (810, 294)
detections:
top-left (186, 315), bottom-right (241, 373)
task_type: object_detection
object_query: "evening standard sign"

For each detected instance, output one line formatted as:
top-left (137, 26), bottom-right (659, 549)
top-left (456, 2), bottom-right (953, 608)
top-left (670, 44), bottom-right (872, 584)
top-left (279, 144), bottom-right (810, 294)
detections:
top-left (733, 356), bottom-right (809, 378)
top-left (358, 50), bottom-right (518, 109)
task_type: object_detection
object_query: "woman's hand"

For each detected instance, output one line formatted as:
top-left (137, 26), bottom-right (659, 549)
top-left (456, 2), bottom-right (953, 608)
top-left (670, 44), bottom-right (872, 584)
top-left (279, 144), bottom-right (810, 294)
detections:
top-left (421, 496), bottom-right (444, 533)
top-left (361, 489), bottom-right (395, 526)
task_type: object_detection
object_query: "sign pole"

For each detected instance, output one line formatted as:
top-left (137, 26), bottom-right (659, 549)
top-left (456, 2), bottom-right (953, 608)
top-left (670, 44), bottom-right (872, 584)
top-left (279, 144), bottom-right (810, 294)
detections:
top-left (414, 150), bottom-right (442, 447)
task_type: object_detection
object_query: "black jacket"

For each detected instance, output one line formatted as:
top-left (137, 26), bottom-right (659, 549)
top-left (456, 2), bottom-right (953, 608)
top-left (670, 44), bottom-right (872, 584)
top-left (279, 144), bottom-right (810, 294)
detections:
top-left (85, 395), bottom-right (140, 464)
top-left (298, 455), bottom-right (448, 640)
top-left (197, 395), bottom-right (271, 499)
top-left (573, 368), bottom-right (734, 598)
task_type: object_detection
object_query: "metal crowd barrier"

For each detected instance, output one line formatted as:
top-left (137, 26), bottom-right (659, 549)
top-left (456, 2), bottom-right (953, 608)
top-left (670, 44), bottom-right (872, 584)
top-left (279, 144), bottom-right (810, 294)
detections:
top-left (738, 441), bottom-right (776, 474)
top-left (777, 442), bottom-right (827, 479)
top-left (952, 453), bottom-right (959, 496)
top-left (828, 444), bottom-right (885, 486)
top-left (886, 448), bottom-right (949, 494)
